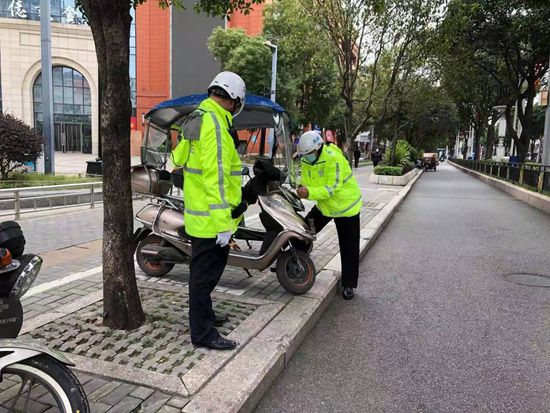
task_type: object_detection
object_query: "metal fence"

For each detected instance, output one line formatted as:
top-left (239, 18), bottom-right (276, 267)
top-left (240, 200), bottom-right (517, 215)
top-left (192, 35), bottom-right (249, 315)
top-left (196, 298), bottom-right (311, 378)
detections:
top-left (0, 182), bottom-right (103, 220)
top-left (451, 159), bottom-right (550, 194)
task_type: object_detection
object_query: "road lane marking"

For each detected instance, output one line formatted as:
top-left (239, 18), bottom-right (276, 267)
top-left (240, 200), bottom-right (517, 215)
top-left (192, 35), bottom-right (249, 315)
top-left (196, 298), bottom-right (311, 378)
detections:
top-left (26, 265), bottom-right (103, 297)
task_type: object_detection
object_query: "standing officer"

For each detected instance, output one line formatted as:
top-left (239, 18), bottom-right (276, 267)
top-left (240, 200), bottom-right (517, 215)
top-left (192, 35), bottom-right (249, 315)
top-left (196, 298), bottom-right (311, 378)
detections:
top-left (172, 71), bottom-right (246, 350)
top-left (296, 131), bottom-right (362, 300)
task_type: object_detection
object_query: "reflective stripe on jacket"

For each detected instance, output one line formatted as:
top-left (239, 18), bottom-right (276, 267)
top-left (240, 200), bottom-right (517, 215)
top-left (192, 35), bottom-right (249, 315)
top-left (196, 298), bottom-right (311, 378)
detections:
top-left (301, 145), bottom-right (362, 218)
top-left (171, 98), bottom-right (242, 238)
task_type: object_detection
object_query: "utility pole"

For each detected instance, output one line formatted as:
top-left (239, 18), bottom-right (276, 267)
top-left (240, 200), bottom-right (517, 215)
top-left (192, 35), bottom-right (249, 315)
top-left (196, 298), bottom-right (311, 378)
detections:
top-left (40, 0), bottom-right (55, 174)
top-left (542, 54), bottom-right (550, 166)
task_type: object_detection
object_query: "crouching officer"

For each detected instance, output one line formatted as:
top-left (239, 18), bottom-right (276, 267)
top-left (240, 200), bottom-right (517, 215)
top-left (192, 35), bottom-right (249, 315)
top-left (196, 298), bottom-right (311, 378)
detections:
top-left (296, 131), bottom-right (362, 299)
top-left (172, 71), bottom-right (246, 350)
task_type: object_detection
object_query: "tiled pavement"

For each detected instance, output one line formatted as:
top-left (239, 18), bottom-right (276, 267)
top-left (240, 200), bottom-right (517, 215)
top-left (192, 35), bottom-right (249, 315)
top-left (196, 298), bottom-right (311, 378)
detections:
top-left (1, 169), bottom-right (400, 412)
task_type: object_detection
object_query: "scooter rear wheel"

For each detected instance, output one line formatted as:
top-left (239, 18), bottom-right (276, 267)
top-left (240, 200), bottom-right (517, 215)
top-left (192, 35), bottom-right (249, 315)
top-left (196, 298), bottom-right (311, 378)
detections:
top-left (136, 234), bottom-right (175, 277)
top-left (276, 250), bottom-right (316, 295)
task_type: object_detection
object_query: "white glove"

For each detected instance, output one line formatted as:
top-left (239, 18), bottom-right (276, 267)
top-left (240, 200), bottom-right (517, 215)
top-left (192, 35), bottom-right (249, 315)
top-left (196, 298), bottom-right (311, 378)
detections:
top-left (216, 231), bottom-right (232, 248)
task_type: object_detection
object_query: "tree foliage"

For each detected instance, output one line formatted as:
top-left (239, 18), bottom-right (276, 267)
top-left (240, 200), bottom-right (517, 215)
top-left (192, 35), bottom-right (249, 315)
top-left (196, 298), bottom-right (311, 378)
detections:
top-left (0, 113), bottom-right (43, 180)
top-left (208, 0), bottom-right (340, 126)
top-left (300, 0), bottom-right (444, 162)
top-left (435, 0), bottom-right (550, 161)
top-left (208, 28), bottom-right (272, 97)
top-left (263, 0), bottom-right (339, 126)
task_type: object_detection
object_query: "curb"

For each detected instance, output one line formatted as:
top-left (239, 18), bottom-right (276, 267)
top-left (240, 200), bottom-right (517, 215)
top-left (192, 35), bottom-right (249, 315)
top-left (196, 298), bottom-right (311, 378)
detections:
top-left (183, 170), bottom-right (424, 413)
top-left (449, 161), bottom-right (550, 215)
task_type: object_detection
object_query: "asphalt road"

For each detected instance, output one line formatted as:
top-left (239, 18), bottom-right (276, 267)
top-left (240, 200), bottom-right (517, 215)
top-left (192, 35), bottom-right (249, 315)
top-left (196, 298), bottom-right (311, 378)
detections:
top-left (256, 163), bottom-right (550, 413)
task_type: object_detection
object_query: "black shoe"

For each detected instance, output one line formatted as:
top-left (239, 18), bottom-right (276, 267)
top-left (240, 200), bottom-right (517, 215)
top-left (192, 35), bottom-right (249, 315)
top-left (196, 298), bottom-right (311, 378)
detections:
top-left (214, 314), bottom-right (229, 327)
top-left (342, 287), bottom-right (355, 300)
top-left (195, 336), bottom-right (237, 351)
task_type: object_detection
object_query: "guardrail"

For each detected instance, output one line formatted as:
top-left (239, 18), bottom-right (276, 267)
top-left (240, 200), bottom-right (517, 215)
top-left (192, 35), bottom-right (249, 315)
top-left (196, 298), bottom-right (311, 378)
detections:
top-left (450, 159), bottom-right (550, 194)
top-left (0, 182), bottom-right (103, 220)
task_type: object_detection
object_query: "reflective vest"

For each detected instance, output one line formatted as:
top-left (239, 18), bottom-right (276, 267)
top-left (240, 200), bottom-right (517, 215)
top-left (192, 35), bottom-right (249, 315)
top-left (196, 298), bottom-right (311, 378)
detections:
top-left (301, 145), bottom-right (362, 218)
top-left (171, 98), bottom-right (242, 238)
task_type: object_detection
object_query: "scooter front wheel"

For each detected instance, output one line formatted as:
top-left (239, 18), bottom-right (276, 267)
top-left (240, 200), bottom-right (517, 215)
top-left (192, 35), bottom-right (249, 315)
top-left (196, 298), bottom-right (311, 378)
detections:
top-left (1, 354), bottom-right (89, 413)
top-left (276, 250), bottom-right (316, 295)
top-left (136, 234), bottom-right (175, 277)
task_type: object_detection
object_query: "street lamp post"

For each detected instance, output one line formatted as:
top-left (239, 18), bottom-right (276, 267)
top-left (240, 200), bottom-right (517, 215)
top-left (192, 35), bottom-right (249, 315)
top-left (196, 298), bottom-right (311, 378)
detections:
top-left (40, 0), bottom-right (55, 174)
top-left (264, 41), bottom-right (278, 102)
top-left (263, 41), bottom-right (278, 158)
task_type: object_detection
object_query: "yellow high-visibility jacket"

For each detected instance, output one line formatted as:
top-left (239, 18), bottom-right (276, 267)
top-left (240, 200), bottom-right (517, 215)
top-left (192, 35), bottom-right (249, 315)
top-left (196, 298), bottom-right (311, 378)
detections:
top-left (301, 145), bottom-right (362, 217)
top-left (172, 98), bottom-right (242, 238)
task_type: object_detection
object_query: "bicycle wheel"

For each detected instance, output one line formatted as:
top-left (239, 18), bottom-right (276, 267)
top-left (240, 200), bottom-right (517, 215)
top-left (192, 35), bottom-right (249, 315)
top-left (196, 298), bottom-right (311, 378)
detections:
top-left (0, 354), bottom-right (89, 413)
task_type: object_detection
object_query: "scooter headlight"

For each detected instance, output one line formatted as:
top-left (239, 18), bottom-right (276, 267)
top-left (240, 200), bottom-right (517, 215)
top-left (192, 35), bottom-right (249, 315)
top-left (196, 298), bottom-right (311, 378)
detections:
top-left (11, 255), bottom-right (42, 299)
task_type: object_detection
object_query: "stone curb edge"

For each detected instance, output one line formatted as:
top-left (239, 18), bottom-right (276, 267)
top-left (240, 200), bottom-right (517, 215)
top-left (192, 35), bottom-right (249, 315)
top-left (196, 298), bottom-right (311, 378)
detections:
top-left (183, 170), bottom-right (424, 413)
top-left (449, 161), bottom-right (550, 215)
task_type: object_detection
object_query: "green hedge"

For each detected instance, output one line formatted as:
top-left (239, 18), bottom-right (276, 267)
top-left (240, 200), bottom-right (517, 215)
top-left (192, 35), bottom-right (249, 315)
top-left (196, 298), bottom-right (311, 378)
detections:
top-left (374, 165), bottom-right (403, 176)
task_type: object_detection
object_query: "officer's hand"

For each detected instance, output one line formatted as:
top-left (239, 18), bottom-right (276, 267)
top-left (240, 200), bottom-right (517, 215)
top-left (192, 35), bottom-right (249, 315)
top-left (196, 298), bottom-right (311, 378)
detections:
top-left (231, 201), bottom-right (248, 219)
top-left (216, 231), bottom-right (232, 248)
top-left (297, 186), bottom-right (309, 199)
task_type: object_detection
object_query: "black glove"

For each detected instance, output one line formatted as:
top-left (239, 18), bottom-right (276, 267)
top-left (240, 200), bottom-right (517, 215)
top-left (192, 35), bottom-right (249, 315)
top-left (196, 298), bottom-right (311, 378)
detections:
top-left (231, 201), bottom-right (248, 219)
top-left (242, 182), bottom-right (258, 205)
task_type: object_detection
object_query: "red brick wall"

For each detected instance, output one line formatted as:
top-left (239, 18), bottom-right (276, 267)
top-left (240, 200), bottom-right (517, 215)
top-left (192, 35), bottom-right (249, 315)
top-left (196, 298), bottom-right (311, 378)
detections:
top-left (227, 1), bottom-right (270, 36)
top-left (136, 4), bottom-right (171, 132)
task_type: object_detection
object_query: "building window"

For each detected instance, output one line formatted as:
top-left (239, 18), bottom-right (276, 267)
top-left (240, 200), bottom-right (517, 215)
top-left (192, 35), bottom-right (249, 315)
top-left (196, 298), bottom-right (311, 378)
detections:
top-left (33, 66), bottom-right (92, 153)
top-left (0, 0), bottom-right (84, 25)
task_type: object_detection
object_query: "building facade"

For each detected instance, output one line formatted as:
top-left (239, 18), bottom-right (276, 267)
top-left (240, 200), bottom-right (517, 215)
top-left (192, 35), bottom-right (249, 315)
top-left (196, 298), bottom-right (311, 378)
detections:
top-left (0, 0), bottom-right (267, 159)
top-left (0, 2), bottom-right (100, 154)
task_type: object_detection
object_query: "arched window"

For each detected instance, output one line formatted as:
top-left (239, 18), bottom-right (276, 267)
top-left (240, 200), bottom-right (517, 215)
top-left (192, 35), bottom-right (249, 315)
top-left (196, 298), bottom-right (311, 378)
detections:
top-left (33, 66), bottom-right (92, 153)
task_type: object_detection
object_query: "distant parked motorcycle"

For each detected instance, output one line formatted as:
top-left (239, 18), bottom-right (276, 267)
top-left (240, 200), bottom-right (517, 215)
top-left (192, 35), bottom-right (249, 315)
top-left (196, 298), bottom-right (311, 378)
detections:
top-left (0, 221), bottom-right (90, 413)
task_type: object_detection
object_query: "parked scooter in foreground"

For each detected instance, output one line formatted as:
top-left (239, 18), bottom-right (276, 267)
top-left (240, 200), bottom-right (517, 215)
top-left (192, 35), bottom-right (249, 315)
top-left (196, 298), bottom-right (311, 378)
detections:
top-left (0, 221), bottom-right (89, 413)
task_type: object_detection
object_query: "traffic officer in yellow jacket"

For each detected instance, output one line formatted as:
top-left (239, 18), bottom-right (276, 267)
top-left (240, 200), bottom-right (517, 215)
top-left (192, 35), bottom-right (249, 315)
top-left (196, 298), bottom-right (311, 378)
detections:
top-left (172, 71), bottom-right (246, 350)
top-left (296, 131), bottom-right (362, 300)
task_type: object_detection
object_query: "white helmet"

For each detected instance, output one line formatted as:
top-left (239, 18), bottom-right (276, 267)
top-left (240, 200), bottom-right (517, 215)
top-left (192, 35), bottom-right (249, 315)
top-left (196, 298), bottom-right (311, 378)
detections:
top-left (297, 131), bottom-right (324, 155)
top-left (208, 71), bottom-right (246, 115)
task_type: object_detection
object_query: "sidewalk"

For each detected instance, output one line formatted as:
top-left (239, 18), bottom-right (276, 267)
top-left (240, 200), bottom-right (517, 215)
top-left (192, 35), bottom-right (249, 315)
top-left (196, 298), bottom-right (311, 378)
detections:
top-left (1, 168), bottom-right (422, 412)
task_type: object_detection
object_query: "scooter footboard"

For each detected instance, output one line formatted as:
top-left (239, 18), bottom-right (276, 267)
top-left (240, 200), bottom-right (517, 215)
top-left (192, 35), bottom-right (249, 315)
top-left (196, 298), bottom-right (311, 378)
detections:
top-left (227, 230), bottom-right (314, 270)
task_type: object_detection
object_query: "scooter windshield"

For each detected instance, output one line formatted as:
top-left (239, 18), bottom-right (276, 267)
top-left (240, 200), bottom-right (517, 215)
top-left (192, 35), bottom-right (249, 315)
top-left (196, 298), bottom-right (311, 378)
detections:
top-left (140, 121), bottom-right (171, 168)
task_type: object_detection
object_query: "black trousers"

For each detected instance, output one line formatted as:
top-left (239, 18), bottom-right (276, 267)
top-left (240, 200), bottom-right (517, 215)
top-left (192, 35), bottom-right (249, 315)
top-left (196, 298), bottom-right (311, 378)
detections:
top-left (306, 206), bottom-right (360, 288)
top-left (354, 157), bottom-right (360, 168)
top-left (189, 237), bottom-right (229, 344)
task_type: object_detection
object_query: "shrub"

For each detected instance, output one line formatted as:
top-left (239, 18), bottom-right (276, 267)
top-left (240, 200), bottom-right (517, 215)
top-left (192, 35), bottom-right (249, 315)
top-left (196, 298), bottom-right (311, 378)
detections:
top-left (374, 165), bottom-right (403, 176)
top-left (409, 147), bottom-right (419, 163)
top-left (383, 140), bottom-right (411, 167)
top-left (0, 113), bottom-right (43, 180)
top-left (401, 158), bottom-right (414, 173)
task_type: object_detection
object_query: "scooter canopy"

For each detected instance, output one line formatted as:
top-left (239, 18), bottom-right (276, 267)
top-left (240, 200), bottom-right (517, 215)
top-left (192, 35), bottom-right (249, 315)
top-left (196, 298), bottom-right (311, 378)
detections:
top-left (140, 94), bottom-right (299, 187)
top-left (146, 94), bottom-right (287, 131)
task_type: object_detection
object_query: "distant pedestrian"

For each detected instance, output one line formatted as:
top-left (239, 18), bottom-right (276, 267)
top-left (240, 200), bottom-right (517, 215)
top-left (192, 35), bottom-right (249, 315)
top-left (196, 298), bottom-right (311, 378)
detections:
top-left (354, 146), bottom-right (361, 168)
top-left (296, 131), bottom-right (362, 300)
top-left (372, 148), bottom-right (382, 167)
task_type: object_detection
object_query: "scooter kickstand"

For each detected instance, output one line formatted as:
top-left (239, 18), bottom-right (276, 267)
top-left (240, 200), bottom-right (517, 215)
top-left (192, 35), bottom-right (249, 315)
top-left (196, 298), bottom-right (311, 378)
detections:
top-left (245, 268), bottom-right (253, 278)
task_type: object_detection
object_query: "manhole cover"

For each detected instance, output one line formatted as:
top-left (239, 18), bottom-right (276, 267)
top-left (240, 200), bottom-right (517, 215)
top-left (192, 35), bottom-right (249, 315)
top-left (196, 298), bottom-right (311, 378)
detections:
top-left (504, 273), bottom-right (550, 287)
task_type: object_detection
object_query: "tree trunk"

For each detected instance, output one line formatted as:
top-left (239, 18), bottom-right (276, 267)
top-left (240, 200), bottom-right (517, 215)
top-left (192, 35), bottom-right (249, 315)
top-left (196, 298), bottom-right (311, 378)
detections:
top-left (504, 101), bottom-right (516, 155)
top-left (80, 0), bottom-right (144, 330)
top-left (473, 126), bottom-right (484, 160)
top-left (485, 110), bottom-right (498, 160)
top-left (517, 82), bottom-right (537, 163)
top-left (343, 97), bottom-right (354, 165)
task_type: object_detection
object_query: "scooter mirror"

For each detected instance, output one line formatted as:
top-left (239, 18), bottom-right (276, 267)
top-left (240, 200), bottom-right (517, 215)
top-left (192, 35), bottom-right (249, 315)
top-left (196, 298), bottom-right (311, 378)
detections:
top-left (241, 167), bottom-right (250, 176)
